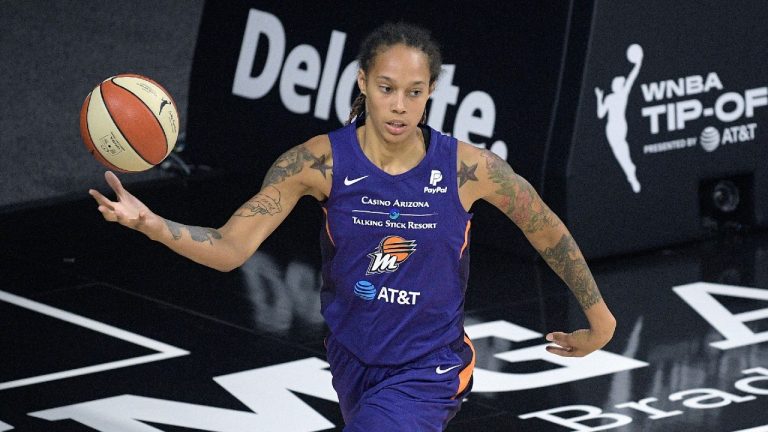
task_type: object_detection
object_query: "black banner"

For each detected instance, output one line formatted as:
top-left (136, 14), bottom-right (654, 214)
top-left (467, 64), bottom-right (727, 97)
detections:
top-left (563, 0), bottom-right (768, 258)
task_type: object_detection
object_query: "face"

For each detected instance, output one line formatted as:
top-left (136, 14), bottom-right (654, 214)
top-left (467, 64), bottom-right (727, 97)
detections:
top-left (357, 43), bottom-right (434, 144)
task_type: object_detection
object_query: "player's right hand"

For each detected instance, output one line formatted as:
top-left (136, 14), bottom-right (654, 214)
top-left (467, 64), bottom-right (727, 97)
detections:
top-left (89, 171), bottom-right (161, 237)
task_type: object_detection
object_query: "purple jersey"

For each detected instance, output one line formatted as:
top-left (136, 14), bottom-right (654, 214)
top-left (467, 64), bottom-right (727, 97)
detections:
top-left (320, 121), bottom-right (472, 366)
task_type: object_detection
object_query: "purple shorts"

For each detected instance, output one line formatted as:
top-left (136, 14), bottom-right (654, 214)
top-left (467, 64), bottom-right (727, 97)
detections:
top-left (325, 333), bottom-right (476, 431)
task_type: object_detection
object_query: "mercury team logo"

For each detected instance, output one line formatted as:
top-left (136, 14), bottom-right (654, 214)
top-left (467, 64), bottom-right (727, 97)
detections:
top-left (366, 235), bottom-right (417, 274)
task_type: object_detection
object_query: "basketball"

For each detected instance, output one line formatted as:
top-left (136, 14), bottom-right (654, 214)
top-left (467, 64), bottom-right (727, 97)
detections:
top-left (626, 44), bottom-right (643, 63)
top-left (79, 74), bottom-right (179, 172)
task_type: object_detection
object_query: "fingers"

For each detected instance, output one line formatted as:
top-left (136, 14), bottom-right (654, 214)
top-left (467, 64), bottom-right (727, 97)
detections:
top-left (89, 171), bottom-right (123, 206)
top-left (546, 332), bottom-right (577, 357)
top-left (89, 172), bottom-right (127, 223)
top-left (546, 345), bottom-right (576, 357)
top-left (88, 188), bottom-right (114, 209)
top-left (96, 204), bottom-right (118, 222)
top-left (90, 185), bottom-right (120, 223)
top-left (104, 171), bottom-right (126, 198)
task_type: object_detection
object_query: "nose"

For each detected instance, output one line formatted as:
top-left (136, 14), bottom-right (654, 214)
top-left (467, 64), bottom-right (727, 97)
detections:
top-left (391, 91), bottom-right (406, 114)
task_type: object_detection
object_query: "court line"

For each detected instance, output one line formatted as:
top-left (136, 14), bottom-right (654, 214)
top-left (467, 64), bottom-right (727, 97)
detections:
top-left (0, 289), bottom-right (189, 390)
top-left (733, 426), bottom-right (768, 432)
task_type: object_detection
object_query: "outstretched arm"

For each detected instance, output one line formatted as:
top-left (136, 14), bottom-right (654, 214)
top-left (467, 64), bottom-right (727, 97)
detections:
top-left (595, 87), bottom-right (607, 119)
top-left (475, 149), bottom-right (616, 357)
top-left (89, 138), bottom-right (330, 272)
top-left (625, 58), bottom-right (642, 91)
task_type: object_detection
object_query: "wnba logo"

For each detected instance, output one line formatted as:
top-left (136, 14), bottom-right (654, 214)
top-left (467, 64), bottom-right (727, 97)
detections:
top-left (595, 43), bottom-right (643, 193)
top-left (366, 235), bottom-right (417, 274)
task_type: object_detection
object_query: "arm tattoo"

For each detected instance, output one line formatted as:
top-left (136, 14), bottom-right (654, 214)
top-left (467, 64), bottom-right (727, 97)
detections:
top-left (309, 153), bottom-right (332, 178)
top-left (457, 161), bottom-right (478, 188)
top-left (234, 186), bottom-right (282, 217)
top-left (481, 151), bottom-right (559, 233)
top-left (164, 219), bottom-right (222, 245)
top-left (262, 145), bottom-right (332, 187)
top-left (538, 234), bottom-right (602, 310)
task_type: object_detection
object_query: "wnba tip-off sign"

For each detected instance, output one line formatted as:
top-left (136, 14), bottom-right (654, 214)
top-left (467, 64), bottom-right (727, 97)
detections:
top-left (567, 0), bottom-right (768, 258)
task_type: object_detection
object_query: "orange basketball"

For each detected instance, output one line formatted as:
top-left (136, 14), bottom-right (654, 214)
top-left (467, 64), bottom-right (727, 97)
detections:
top-left (79, 74), bottom-right (179, 172)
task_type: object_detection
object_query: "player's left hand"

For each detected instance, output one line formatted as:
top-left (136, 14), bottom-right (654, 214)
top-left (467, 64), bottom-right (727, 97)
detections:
top-left (594, 87), bottom-right (604, 99)
top-left (544, 328), bottom-right (612, 357)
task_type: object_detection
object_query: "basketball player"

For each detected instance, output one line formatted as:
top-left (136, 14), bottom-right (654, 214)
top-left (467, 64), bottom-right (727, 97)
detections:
top-left (90, 22), bottom-right (616, 431)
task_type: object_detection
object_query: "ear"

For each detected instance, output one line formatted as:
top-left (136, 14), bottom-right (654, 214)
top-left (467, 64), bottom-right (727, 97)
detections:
top-left (357, 69), bottom-right (366, 95)
top-left (428, 81), bottom-right (437, 97)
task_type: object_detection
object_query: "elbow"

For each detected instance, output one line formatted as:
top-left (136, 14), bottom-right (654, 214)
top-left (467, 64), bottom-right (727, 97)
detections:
top-left (213, 256), bottom-right (248, 273)
top-left (210, 234), bottom-right (255, 272)
top-left (599, 311), bottom-right (617, 342)
top-left (213, 263), bottom-right (240, 273)
top-left (607, 316), bottom-right (617, 338)
top-left (589, 302), bottom-right (617, 342)
top-left (209, 255), bottom-right (247, 273)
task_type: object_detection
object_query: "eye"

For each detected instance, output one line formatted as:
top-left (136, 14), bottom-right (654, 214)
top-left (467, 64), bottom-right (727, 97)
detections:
top-left (379, 85), bottom-right (392, 93)
top-left (410, 89), bottom-right (423, 97)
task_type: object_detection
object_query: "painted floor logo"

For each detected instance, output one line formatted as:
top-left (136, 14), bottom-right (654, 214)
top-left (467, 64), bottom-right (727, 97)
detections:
top-left (595, 44), bottom-right (643, 193)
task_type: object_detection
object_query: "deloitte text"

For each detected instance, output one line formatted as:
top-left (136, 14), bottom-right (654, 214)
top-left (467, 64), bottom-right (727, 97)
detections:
top-left (231, 9), bottom-right (508, 157)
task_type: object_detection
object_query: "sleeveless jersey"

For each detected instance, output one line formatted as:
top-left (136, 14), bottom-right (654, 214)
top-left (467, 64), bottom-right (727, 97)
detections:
top-left (320, 121), bottom-right (472, 366)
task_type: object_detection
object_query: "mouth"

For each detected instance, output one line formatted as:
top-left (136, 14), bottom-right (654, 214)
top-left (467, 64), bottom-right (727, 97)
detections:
top-left (384, 120), bottom-right (408, 135)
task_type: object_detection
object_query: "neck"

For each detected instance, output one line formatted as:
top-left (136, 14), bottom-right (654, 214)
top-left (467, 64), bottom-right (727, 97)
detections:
top-left (357, 124), bottom-right (425, 175)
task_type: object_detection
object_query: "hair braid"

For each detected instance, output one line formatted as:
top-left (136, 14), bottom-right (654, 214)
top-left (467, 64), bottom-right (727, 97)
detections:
top-left (347, 93), bottom-right (366, 124)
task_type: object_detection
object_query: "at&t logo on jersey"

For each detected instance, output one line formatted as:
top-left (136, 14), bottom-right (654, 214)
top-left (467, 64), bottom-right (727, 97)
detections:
top-left (353, 280), bottom-right (376, 300)
top-left (366, 235), bottom-right (417, 274)
top-left (352, 280), bottom-right (421, 305)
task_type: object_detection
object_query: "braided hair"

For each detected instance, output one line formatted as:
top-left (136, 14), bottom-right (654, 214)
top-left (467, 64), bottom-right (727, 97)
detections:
top-left (347, 22), bottom-right (442, 125)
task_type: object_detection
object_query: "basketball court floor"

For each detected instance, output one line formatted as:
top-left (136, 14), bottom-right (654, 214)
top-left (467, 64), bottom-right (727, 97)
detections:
top-left (2, 172), bottom-right (767, 431)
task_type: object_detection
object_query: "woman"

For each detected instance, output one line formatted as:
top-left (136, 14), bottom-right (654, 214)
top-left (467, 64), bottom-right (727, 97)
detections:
top-left (90, 21), bottom-right (616, 431)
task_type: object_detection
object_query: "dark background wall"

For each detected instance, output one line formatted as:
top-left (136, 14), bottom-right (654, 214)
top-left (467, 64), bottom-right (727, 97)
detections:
top-left (0, 0), bottom-right (572, 260)
top-left (0, 1), bottom-right (204, 211)
top-left (3, 0), bottom-right (766, 260)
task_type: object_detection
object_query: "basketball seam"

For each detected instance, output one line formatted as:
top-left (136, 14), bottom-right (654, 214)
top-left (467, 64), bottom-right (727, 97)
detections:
top-left (111, 76), bottom-right (171, 154)
top-left (84, 90), bottom-right (126, 172)
top-left (106, 77), bottom-right (169, 164)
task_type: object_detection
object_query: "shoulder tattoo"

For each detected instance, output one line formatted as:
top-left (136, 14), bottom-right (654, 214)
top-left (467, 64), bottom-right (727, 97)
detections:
top-left (457, 161), bottom-right (479, 188)
top-left (262, 145), bottom-right (333, 188)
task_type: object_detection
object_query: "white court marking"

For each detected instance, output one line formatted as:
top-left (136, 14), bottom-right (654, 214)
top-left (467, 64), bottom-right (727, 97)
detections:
top-left (0, 289), bottom-right (189, 390)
